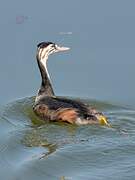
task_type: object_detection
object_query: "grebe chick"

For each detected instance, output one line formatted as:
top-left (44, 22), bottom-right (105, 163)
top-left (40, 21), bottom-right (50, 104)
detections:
top-left (33, 42), bottom-right (109, 125)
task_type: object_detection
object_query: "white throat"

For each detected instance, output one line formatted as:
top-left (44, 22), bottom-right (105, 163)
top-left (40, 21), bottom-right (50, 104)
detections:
top-left (38, 46), bottom-right (55, 82)
top-left (41, 55), bottom-right (51, 82)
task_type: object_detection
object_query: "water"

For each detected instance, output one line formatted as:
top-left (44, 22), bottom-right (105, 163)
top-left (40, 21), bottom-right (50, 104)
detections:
top-left (0, 97), bottom-right (135, 180)
top-left (1, 0), bottom-right (135, 179)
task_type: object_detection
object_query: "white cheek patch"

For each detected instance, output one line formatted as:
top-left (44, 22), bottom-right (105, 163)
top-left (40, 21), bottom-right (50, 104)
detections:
top-left (41, 48), bottom-right (47, 59)
top-left (38, 44), bottom-right (54, 82)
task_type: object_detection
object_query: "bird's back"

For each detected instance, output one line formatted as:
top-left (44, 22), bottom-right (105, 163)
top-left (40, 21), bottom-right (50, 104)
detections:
top-left (33, 96), bottom-right (101, 124)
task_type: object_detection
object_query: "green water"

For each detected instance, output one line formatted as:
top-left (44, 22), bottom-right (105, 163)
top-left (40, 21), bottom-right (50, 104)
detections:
top-left (0, 97), bottom-right (135, 180)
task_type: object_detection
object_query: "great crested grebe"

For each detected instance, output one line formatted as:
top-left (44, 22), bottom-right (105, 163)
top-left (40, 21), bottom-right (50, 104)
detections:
top-left (33, 41), bottom-right (109, 125)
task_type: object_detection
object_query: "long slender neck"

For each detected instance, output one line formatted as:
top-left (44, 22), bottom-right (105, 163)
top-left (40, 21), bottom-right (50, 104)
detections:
top-left (36, 55), bottom-right (55, 97)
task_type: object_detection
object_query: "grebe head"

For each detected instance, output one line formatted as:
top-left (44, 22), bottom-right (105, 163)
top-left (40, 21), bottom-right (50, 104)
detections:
top-left (36, 42), bottom-right (70, 62)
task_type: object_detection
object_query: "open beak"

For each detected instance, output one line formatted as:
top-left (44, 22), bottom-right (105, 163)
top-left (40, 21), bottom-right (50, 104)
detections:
top-left (56, 45), bottom-right (70, 52)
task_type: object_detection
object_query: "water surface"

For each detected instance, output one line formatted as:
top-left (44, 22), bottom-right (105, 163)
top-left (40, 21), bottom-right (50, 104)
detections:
top-left (0, 0), bottom-right (135, 179)
top-left (0, 97), bottom-right (135, 180)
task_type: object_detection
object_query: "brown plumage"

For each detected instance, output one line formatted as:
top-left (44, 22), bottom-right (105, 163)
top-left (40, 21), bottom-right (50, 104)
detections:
top-left (33, 42), bottom-right (109, 126)
top-left (34, 105), bottom-right (78, 124)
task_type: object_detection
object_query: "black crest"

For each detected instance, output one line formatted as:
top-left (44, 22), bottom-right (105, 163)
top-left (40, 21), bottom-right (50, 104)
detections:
top-left (37, 42), bottom-right (54, 48)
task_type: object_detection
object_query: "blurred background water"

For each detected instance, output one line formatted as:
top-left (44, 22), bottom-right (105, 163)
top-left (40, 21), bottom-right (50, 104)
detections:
top-left (0, 0), bottom-right (135, 180)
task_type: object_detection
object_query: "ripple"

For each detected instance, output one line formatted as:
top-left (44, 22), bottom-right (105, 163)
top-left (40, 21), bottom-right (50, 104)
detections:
top-left (0, 96), bottom-right (135, 180)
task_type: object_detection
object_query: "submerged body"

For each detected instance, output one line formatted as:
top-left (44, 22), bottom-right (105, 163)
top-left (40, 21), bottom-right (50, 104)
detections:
top-left (33, 42), bottom-right (109, 125)
top-left (33, 96), bottom-right (107, 125)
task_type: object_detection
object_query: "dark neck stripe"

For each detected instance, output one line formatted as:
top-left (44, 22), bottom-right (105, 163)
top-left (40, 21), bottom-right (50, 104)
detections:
top-left (36, 55), bottom-right (55, 96)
